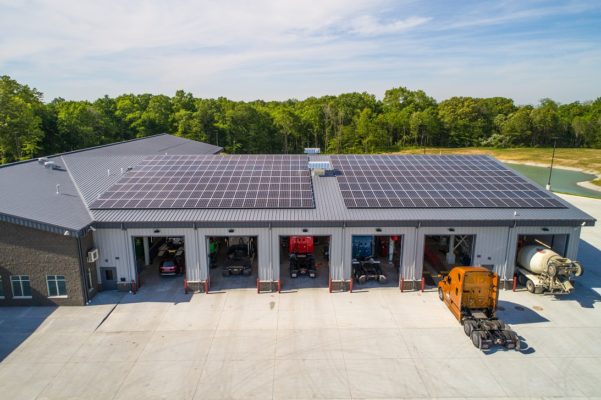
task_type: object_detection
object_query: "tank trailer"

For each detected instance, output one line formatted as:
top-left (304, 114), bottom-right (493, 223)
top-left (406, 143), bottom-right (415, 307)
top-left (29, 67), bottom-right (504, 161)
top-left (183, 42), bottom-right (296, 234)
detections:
top-left (516, 245), bottom-right (583, 294)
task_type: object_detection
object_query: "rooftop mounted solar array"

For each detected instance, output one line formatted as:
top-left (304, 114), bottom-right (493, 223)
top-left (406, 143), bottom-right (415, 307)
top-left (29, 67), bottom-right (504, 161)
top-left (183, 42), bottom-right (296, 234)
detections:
top-left (330, 155), bottom-right (566, 209)
top-left (89, 155), bottom-right (315, 209)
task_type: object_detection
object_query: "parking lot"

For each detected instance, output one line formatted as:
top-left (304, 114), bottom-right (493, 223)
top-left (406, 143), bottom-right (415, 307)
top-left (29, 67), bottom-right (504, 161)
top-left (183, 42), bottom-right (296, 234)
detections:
top-left (0, 193), bottom-right (600, 400)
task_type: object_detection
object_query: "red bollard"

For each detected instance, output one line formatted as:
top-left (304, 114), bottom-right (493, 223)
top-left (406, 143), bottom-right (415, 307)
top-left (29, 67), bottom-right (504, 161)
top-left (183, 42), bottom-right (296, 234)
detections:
top-left (277, 279), bottom-right (281, 293)
top-left (349, 278), bottom-right (353, 293)
top-left (184, 279), bottom-right (188, 294)
top-left (400, 278), bottom-right (404, 292)
top-left (328, 277), bottom-right (332, 293)
top-left (131, 279), bottom-right (137, 294)
top-left (420, 277), bottom-right (425, 292)
top-left (205, 279), bottom-right (209, 294)
top-left (512, 274), bottom-right (517, 292)
top-left (257, 278), bottom-right (260, 294)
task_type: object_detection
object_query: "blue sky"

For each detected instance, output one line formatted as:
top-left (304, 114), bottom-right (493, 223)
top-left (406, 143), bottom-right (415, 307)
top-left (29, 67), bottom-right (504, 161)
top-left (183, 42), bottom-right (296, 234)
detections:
top-left (1, 0), bottom-right (599, 104)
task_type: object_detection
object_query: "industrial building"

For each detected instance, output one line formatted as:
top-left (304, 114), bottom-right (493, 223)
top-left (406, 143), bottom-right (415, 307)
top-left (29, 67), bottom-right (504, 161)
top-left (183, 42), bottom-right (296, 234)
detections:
top-left (0, 134), bottom-right (595, 305)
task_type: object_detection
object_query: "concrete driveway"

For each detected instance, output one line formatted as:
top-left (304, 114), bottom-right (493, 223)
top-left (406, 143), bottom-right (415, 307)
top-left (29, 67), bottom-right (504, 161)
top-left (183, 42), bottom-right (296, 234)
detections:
top-left (0, 194), bottom-right (600, 400)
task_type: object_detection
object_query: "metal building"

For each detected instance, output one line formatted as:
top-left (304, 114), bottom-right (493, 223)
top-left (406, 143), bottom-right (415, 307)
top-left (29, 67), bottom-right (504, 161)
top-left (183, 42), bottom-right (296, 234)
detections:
top-left (0, 135), bottom-right (595, 305)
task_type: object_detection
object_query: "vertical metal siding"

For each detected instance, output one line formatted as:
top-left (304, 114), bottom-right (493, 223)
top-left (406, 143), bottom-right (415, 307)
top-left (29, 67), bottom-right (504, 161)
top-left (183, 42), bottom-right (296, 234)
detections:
top-left (416, 226), bottom-right (511, 280)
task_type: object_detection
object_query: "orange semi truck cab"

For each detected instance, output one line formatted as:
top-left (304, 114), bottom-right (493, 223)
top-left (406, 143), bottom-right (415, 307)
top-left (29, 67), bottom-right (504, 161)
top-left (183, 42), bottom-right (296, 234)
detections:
top-left (438, 266), bottom-right (519, 351)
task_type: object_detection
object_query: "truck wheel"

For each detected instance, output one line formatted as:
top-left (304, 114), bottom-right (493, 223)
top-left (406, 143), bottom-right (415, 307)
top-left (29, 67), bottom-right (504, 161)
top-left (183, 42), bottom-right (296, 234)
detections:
top-left (463, 320), bottom-right (475, 337)
top-left (526, 279), bottom-right (536, 293)
top-left (378, 275), bottom-right (388, 284)
top-left (573, 263), bottom-right (583, 277)
top-left (358, 276), bottom-right (366, 284)
top-left (438, 287), bottom-right (444, 301)
top-left (547, 264), bottom-right (558, 278)
top-left (471, 330), bottom-right (481, 349)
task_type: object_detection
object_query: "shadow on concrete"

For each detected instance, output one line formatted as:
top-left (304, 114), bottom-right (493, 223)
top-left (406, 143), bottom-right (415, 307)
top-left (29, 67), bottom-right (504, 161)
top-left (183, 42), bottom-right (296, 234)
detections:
top-left (497, 300), bottom-right (549, 325)
top-left (556, 240), bottom-right (601, 309)
top-left (0, 306), bottom-right (56, 361)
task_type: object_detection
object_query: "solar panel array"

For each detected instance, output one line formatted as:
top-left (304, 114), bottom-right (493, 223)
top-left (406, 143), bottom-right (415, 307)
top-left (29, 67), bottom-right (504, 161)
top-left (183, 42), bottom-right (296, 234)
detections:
top-left (89, 155), bottom-right (315, 209)
top-left (330, 155), bottom-right (565, 209)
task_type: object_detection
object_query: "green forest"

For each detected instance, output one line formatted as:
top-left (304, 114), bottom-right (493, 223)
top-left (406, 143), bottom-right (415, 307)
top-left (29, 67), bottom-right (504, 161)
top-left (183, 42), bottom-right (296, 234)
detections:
top-left (1, 74), bottom-right (601, 164)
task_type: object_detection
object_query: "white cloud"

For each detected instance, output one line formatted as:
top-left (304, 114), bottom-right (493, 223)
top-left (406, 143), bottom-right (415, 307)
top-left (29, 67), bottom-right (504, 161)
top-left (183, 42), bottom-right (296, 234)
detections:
top-left (349, 15), bottom-right (431, 36)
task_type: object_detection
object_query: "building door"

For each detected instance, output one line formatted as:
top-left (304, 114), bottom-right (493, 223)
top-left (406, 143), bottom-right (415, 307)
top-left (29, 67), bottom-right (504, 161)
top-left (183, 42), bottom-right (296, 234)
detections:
top-left (100, 267), bottom-right (118, 290)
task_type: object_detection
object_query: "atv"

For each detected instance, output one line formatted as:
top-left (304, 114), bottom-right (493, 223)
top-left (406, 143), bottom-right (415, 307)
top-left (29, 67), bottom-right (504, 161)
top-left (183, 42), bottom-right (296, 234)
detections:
top-left (352, 257), bottom-right (387, 284)
top-left (222, 244), bottom-right (252, 277)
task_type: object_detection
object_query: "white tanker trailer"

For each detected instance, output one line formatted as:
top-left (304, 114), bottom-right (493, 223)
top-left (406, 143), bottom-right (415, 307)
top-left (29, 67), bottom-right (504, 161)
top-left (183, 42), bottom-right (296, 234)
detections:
top-left (516, 245), bottom-right (583, 294)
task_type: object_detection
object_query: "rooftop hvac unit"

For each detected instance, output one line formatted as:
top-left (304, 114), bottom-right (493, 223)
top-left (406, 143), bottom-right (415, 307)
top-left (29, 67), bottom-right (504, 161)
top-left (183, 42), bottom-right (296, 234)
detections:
top-left (44, 161), bottom-right (56, 169)
top-left (86, 248), bottom-right (99, 263)
top-left (38, 157), bottom-right (49, 164)
top-left (308, 161), bottom-right (335, 176)
top-left (304, 148), bottom-right (321, 154)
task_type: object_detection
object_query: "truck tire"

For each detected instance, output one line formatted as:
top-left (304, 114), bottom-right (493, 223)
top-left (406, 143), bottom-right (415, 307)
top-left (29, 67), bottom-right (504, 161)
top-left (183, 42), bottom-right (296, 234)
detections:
top-left (463, 320), bottom-right (476, 337)
top-left (574, 263), bottom-right (583, 277)
top-left (547, 264), bottom-right (558, 278)
top-left (378, 275), bottom-right (388, 284)
top-left (471, 330), bottom-right (481, 349)
top-left (526, 279), bottom-right (536, 293)
top-left (438, 287), bottom-right (444, 301)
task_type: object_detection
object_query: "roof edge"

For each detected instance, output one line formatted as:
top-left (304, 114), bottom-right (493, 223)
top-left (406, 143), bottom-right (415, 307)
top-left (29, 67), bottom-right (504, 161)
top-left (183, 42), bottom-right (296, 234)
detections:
top-left (0, 133), bottom-right (223, 169)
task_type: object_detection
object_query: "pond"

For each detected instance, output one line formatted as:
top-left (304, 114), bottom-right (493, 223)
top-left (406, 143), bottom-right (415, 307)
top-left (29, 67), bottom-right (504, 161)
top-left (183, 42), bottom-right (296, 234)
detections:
top-left (503, 162), bottom-right (601, 199)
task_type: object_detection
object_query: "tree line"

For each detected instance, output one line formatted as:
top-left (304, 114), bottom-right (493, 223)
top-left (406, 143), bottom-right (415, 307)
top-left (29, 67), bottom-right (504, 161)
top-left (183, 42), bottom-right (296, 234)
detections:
top-left (1, 74), bottom-right (600, 164)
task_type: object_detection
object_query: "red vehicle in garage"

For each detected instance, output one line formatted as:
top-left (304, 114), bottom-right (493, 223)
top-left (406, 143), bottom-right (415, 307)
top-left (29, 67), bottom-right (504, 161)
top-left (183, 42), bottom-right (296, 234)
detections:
top-left (159, 258), bottom-right (182, 275)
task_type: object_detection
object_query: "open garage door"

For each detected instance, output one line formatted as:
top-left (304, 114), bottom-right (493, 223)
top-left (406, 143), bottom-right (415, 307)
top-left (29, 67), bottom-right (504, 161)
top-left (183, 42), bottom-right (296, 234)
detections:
top-left (422, 234), bottom-right (475, 289)
top-left (350, 235), bottom-right (402, 290)
top-left (132, 236), bottom-right (186, 291)
top-left (207, 236), bottom-right (258, 291)
top-left (279, 235), bottom-right (330, 291)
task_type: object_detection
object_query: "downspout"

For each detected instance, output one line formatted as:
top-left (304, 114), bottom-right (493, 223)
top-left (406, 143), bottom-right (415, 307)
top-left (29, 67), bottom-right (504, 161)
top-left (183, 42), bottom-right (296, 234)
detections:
top-left (76, 234), bottom-right (89, 305)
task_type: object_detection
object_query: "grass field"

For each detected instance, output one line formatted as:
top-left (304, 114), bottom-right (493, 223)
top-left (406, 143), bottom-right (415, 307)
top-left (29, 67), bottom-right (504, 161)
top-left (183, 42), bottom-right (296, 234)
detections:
top-left (396, 147), bottom-right (601, 177)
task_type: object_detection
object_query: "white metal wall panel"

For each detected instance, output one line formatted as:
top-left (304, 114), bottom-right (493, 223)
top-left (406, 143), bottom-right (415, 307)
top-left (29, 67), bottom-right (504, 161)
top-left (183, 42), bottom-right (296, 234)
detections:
top-left (506, 225), bottom-right (582, 278)
top-left (416, 226), bottom-right (511, 280)
top-left (344, 227), bottom-right (416, 281)
top-left (199, 228), bottom-right (270, 280)
top-left (94, 229), bottom-right (132, 283)
top-left (271, 227), bottom-right (344, 281)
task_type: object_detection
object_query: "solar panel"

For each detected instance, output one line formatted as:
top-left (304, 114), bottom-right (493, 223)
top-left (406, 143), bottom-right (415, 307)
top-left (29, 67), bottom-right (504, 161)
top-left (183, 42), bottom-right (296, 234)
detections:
top-left (90, 155), bottom-right (315, 209)
top-left (330, 155), bottom-right (566, 209)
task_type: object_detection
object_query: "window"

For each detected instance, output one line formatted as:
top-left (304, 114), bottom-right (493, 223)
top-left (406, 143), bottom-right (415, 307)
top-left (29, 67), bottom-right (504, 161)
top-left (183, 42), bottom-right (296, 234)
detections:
top-left (47, 275), bottom-right (67, 297)
top-left (0, 276), bottom-right (4, 298)
top-left (11, 275), bottom-right (32, 298)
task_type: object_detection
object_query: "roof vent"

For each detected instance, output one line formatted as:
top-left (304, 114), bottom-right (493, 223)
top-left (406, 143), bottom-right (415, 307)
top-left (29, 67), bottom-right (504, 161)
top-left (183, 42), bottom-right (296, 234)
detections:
top-left (304, 148), bottom-right (321, 154)
top-left (44, 161), bottom-right (56, 169)
top-left (308, 161), bottom-right (335, 177)
top-left (38, 157), bottom-right (49, 164)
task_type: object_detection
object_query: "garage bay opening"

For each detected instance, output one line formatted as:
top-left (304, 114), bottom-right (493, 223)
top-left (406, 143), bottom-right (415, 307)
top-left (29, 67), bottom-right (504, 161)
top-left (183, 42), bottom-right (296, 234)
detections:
top-left (207, 236), bottom-right (258, 291)
top-left (132, 236), bottom-right (186, 290)
top-left (422, 234), bottom-right (474, 289)
top-left (351, 235), bottom-right (402, 289)
top-left (279, 235), bottom-right (330, 291)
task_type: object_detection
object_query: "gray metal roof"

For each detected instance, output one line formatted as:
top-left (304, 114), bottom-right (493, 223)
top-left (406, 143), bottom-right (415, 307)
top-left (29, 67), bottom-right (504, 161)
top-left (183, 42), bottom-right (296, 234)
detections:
top-left (0, 134), bottom-right (222, 234)
top-left (0, 136), bottom-right (595, 233)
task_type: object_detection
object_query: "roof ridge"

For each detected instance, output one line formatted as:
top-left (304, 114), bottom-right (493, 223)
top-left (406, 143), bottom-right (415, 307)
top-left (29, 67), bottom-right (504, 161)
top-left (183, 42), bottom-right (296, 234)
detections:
top-left (0, 133), bottom-right (171, 169)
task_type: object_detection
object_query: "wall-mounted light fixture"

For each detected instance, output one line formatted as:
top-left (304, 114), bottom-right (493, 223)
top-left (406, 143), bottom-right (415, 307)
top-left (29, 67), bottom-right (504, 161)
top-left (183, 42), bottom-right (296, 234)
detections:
top-left (228, 229), bottom-right (235, 233)
top-left (448, 228), bottom-right (455, 232)
top-left (542, 227), bottom-right (550, 232)
top-left (302, 228), bottom-right (308, 233)
top-left (375, 228), bottom-right (382, 232)
top-left (153, 229), bottom-right (160, 234)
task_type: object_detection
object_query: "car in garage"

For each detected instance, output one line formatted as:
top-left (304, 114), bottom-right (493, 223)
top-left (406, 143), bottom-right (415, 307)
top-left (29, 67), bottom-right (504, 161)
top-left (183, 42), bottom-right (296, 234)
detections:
top-left (159, 258), bottom-right (182, 276)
